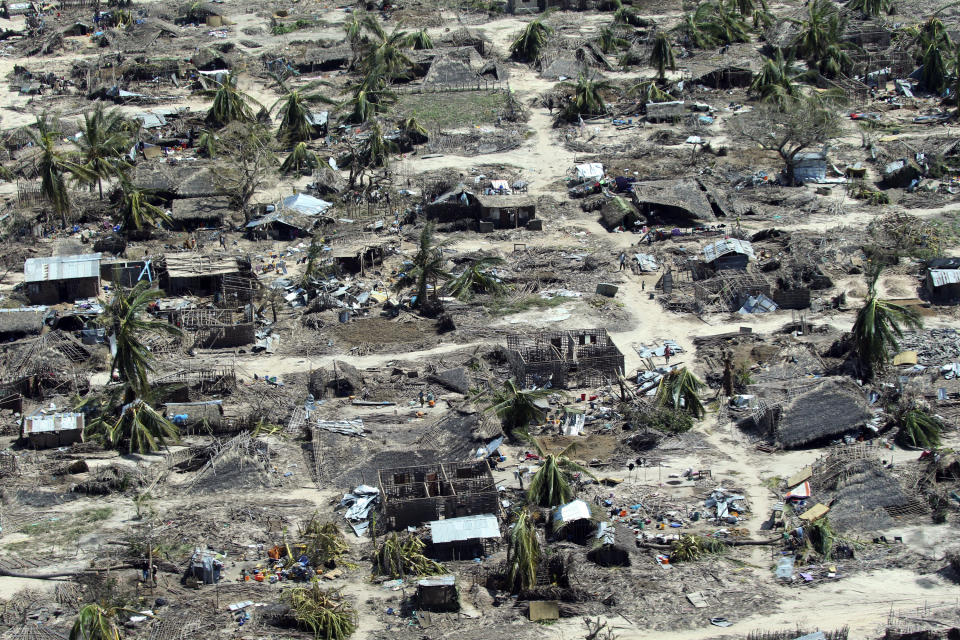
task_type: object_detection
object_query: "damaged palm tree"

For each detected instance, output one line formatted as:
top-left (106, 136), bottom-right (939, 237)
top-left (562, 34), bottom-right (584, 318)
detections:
top-left (206, 72), bottom-right (259, 128)
top-left (446, 256), bottom-right (506, 300)
top-left (285, 581), bottom-right (357, 640)
top-left (527, 440), bottom-right (592, 508)
top-left (655, 367), bottom-right (706, 418)
top-left (481, 379), bottom-right (556, 440)
top-left (506, 509), bottom-right (540, 592)
top-left (86, 395), bottom-right (179, 455)
top-left (669, 534), bottom-right (726, 562)
top-left (281, 142), bottom-right (320, 176)
top-left (509, 16), bottom-right (552, 62)
top-left (70, 603), bottom-right (127, 640)
top-left (895, 404), bottom-right (943, 449)
top-left (298, 516), bottom-right (349, 567)
top-left (375, 533), bottom-right (445, 578)
top-left (393, 221), bottom-right (449, 312)
top-left (852, 265), bottom-right (922, 379)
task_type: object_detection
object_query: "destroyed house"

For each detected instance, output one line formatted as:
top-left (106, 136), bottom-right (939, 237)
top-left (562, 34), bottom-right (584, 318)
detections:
top-left (164, 400), bottom-right (224, 432)
top-left (630, 179), bottom-right (723, 225)
top-left (425, 188), bottom-right (536, 230)
top-left (417, 575), bottom-right (459, 612)
top-left (22, 411), bottom-right (84, 448)
top-left (645, 100), bottom-right (686, 121)
top-left (702, 238), bottom-right (755, 271)
top-left (378, 460), bottom-right (499, 531)
top-left (0, 307), bottom-right (48, 341)
top-left (101, 259), bottom-right (154, 287)
top-left (751, 378), bottom-right (873, 449)
top-left (170, 197), bottom-right (231, 231)
top-left (246, 211), bottom-right (314, 241)
top-left (506, 328), bottom-right (624, 389)
top-left (161, 253), bottom-right (247, 297)
top-left (691, 65), bottom-right (753, 89)
top-left (24, 253), bottom-right (101, 305)
top-left (791, 150), bottom-right (828, 183)
top-left (172, 307), bottom-right (254, 348)
top-left (275, 46), bottom-right (352, 73)
top-left (429, 513), bottom-right (501, 560)
top-left (331, 243), bottom-right (386, 274)
top-left (925, 263), bottom-right (960, 304)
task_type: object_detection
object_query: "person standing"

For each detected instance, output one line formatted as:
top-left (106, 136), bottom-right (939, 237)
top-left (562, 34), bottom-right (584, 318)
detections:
top-left (618, 252), bottom-right (626, 271)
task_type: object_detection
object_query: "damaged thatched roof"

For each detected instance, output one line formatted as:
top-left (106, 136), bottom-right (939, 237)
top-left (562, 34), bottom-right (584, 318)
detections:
top-left (630, 178), bottom-right (718, 221)
top-left (133, 164), bottom-right (223, 198)
top-left (170, 196), bottom-right (233, 221)
top-left (423, 49), bottom-right (482, 86)
top-left (773, 378), bottom-right (873, 448)
top-left (0, 308), bottom-right (48, 336)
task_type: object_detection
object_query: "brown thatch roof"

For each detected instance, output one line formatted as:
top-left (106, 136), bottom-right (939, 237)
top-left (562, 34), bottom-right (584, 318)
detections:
top-left (170, 196), bottom-right (232, 221)
top-left (133, 164), bottom-right (223, 198)
top-left (423, 53), bottom-right (480, 87)
top-left (0, 308), bottom-right (47, 336)
top-left (771, 378), bottom-right (873, 448)
top-left (631, 178), bottom-right (718, 221)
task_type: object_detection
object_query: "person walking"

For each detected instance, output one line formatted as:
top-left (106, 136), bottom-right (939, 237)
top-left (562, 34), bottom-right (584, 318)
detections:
top-left (618, 252), bottom-right (626, 271)
top-left (664, 345), bottom-right (672, 365)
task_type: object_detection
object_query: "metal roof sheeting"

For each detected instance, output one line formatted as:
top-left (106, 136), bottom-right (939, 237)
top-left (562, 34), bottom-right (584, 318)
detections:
top-left (429, 514), bottom-right (500, 544)
top-left (23, 412), bottom-right (84, 434)
top-left (418, 575), bottom-right (456, 587)
top-left (553, 499), bottom-right (592, 523)
top-left (24, 253), bottom-right (102, 283)
top-left (929, 269), bottom-right (960, 287)
top-left (702, 238), bottom-right (754, 263)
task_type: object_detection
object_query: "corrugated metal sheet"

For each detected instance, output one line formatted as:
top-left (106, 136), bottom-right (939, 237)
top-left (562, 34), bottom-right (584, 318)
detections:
top-left (553, 499), bottom-right (591, 523)
top-left (418, 575), bottom-right (456, 587)
top-left (24, 253), bottom-right (102, 283)
top-left (429, 514), bottom-right (500, 544)
top-left (702, 238), bottom-right (754, 263)
top-left (23, 412), bottom-right (84, 434)
top-left (929, 269), bottom-right (960, 287)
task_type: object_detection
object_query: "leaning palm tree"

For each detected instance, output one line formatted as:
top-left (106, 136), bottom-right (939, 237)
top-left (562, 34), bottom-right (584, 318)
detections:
top-left (527, 441), bottom-right (592, 507)
top-left (481, 378), bottom-right (557, 438)
top-left (846, 0), bottom-right (892, 17)
top-left (910, 16), bottom-right (952, 60)
top-left (558, 73), bottom-right (615, 122)
top-left (270, 73), bottom-right (335, 145)
top-left (649, 31), bottom-right (676, 83)
top-left (29, 113), bottom-right (87, 227)
top-left (506, 510), bottom-right (540, 593)
top-left (406, 28), bottom-right (433, 49)
top-left (510, 17), bottom-right (553, 62)
top-left (280, 141), bottom-right (319, 176)
top-left (88, 397), bottom-right (179, 455)
top-left (896, 405), bottom-right (943, 449)
top-left (446, 256), bottom-right (506, 300)
top-left (398, 116), bottom-right (428, 147)
top-left (596, 25), bottom-right (629, 54)
top-left (342, 82), bottom-right (397, 124)
top-left (70, 604), bottom-right (121, 640)
top-left (73, 103), bottom-right (132, 199)
top-left (852, 266), bottom-right (923, 379)
top-left (101, 280), bottom-right (182, 395)
top-left (628, 80), bottom-right (675, 103)
top-left (655, 367), bottom-right (706, 418)
top-left (206, 72), bottom-right (258, 128)
top-left (115, 177), bottom-right (172, 234)
top-left (393, 221), bottom-right (449, 310)
top-left (750, 49), bottom-right (802, 108)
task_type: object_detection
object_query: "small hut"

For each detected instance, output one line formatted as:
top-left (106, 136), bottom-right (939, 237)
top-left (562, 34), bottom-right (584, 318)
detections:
top-left (429, 513), bottom-right (500, 560)
top-left (21, 410), bottom-right (84, 448)
top-left (24, 253), bottom-right (101, 305)
top-left (170, 197), bottom-right (232, 231)
top-left (162, 253), bottom-right (245, 296)
top-left (925, 260), bottom-right (960, 304)
top-left (416, 576), bottom-right (459, 612)
top-left (702, 238), bottom-right (755, 271)
top-left (0, 307), bottom-right (48, 341)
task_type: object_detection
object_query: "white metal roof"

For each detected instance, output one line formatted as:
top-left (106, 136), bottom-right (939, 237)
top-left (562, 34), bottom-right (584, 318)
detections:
top-left (418, 575), bottom-right (456, 587)
top-left (24, 253), bottom-right (102, 283)
top-left (23, 412), bottom-right (84, 434)
top-left (702, 238), bottom-right (754, 262)
top-left (929, 269), bottom-right (960, 287)
top-left (429, 514), bottom-right (500, 544)
top-left (553, 499), bottom-right (592, 523)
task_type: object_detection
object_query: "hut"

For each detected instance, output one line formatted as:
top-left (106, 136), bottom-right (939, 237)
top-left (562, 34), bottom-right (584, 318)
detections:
top-left (162, 253), bottom-right (245, 296)
top-left (429, 513), bottom-right (500, 560)
top-left (646, 101), bottom-right (686, 122)
top-left (422, 48), bottom-right (484, 87)
top-left (791, 149), bottom-right (828, 183)
top-left (21, 410), bottom-right (84, 448)
top-left (0, 307), bottom-right (48, 341)
top-left (164, 400), bottom-right (224, 432)
top-left (133, 165), bottom-right (224, 200)
top-left (331, 243), bottom-right (387, 274)
top-left (702, 238), bottom-right (755, 271)
top-left (925, 258), bottom-right (960, 304)
top-left (416, 576), bottom-right (459, 612)
top-left (170, 197), bottom-right (232, 231)
top-left (691, 65), bottom-right (753, 89)
top-left (23, 253), bottom-right (101, 305)
top-left (753, 378), bottom-right (874, 449)
top-left (177, 1), bottom-right (231, 27)
top-left (630, 179), bottom-right (718, 225)
top-left (598, 196), bottom-right (641, 231)
top-left (552, 499), bottom-right (597, 543)
top-left (246, 211), bottom-right (314, 240)
top-left (474, 193), bottom-right (537, 229)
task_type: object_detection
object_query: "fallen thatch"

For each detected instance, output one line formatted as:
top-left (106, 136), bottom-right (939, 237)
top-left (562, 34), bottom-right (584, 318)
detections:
top-left (0, 308), bottom-right (47, 339)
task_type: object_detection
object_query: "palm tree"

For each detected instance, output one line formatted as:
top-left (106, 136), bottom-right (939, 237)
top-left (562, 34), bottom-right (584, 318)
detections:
top-left (750, 50), bottom-right (801, 108)
top-left (101, 280), bottom-right (182, 395)
top-left (896, 406), bottom-right (943, 449)
top-left (910, 16), bottom-right (952, 60)
top-left (270, 74), bottom-right (335, 145)
top-left (649, 32), bottom-right (676, 83)
top-left (406, 28), bottom-right (433, 49)
top-left (115, 178), bottom-right (172, 234)
top-left (794, 0), bottom-right (845, 60)
top-left (88, 396), bottom-right (179, 455)
top-left (613, 6), bottom-right (647, 26)
top-left (482, 378), bottom-right (556, 438)
top-left (596, 25), bottom-right (629, 54)
top-left (852, 267), bottom-right (923, 379)
top-left (196, 129), bottom-right (218, 158)
top-left (280, 142), bottom-right (319, 176)
top-left (398, 116), bottom-right (428, 147)
top-left (655, 367), bottom-right (706, 418)
top-left (921, 43), bottom-right (949, 93)
top-left (73, 103), bottom-right (131, 200)
top-left (527, 441), bottom-right (592, 507)
top-left (394, 221), bottom-right (449, 310)
top-left (629, 80), bottom-right (675, 103)
top-left (510, 17), bottom-right (553, 62)
top-left (358, 16), bottom-right (414, 81)
top-left (29, 113), bottom-right (86, 227)
top-left (676, 2), bottom-right (751, 48)
top-left (558, 73), bottom-right (615, 122)
top-left (446, 256), bottom-right (506, 300)
top-left (206, 72), bottom-right (258, 128)
top-left (817, 43), bottom-right (855, 77)
top-left (342, 78), bottom-right (397, 124)
top-left (506, 510), bottom-right (540, 593)
top-left (70, 604), bottom-right (121, 640)
top-left (846, 0), bottom-right (892, 17)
